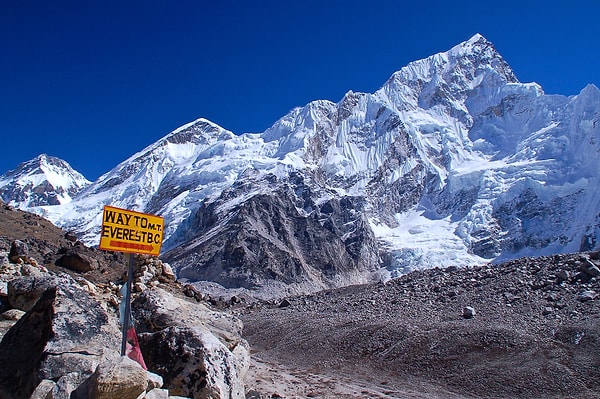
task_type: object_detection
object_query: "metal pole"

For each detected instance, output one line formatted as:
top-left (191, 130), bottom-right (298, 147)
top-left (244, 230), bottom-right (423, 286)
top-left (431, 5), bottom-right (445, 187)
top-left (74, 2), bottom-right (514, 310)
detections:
top-left (121, 253), bottom-right (135, 356)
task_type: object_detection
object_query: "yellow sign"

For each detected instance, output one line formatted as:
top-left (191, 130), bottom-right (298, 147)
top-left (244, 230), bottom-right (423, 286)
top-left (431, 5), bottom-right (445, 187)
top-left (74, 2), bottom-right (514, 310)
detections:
top-left (99, 205), bottom-right (164, 256)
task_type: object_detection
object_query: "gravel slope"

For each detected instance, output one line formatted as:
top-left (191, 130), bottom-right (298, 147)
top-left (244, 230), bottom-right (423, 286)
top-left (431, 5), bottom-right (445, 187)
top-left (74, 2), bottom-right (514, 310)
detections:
top-left (241, 253), bottom-right (600, 398)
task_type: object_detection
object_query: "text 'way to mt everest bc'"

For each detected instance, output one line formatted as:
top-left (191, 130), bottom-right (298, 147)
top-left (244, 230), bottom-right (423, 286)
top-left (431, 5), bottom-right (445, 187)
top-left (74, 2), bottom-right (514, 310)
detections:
top-left (99, 205), bottom-right (164, 256)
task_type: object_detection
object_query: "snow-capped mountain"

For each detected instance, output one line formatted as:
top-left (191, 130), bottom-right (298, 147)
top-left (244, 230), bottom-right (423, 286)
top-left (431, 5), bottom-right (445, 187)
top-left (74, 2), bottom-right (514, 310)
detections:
top-left (0, 154), bottom-right (90, 209)
top-left (4, 34), bottom-right (600, 295)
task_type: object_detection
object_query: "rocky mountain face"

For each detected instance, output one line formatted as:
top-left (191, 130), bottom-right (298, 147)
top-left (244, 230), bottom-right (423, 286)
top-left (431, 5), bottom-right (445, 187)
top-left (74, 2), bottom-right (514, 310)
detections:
top-left (0, 154), bottom-right (90, 208)
top-left (165, 172), bottom-right (382, 295)
top-left (0, 202), bottom-right (249, 399)
top-left (2, 34), bottom-right (600, 296)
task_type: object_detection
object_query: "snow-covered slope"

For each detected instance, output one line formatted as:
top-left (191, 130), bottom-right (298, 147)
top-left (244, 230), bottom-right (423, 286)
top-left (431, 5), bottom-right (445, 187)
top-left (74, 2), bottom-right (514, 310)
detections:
top-left (5, 34), bottom-right (600, 293)
top-left (0, 154), bottom-right (90, 208)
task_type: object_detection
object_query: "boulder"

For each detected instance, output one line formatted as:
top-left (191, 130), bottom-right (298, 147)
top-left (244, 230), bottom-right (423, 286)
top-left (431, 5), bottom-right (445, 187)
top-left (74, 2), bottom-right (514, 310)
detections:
top-left (86, 356), bottom-right (148, 399)
top-left (132, 288), bottom-right (244, 347)
top-left (580, 259), bottom-right (600, 277)
top-left (463, 306), bottom-right (476, 319)
top-left (160, 262), bottom-right (176, 281)
top-left (146, 371), bottom-right (164, 390)
top-left (8, 240), bottom-right (28, 263)
top-left (0, 274), bottom-right (121, 399)
top-left (29, 380), bottom-right (56, 399)
top-left (47, 372), bottom-right (80, 399)
top-left (132, 288), bottom-right (249, 399)
top-left (577, 290), bottom-right (597, 302)
top-left (7, 275), bottom-right (58, 311)
top-left (139, 326), bottom-right (246, 399)
top-left (0, 308), bottom-right (25, 321)
top-left (144, 388), bottom-right (169, 399)
top-left (20, 264), bottom-right (46, 277)
top-left (55, 249), bottom-right (97, 273)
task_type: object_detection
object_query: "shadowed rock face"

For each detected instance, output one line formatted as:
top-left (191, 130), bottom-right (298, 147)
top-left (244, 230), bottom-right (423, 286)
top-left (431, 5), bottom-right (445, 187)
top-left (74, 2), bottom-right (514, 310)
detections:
top-left (164, 176), bottom-right (381, 296)
top-left (0, 287), bottom-right (55, 398)
top-left (0, 275), bottom-right (121, 399)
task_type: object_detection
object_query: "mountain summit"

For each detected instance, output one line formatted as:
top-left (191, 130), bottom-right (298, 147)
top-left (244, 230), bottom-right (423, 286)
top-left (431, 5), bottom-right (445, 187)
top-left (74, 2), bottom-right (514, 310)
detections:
top-left (2, 34), bottom-right (599, 296)
top-left (0, 154), bottom-right (90, 208)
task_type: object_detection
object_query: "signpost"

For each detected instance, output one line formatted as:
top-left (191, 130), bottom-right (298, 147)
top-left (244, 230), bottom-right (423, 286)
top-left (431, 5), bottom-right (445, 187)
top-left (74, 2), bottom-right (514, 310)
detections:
top-left (99, 205), bottom-right (164, 357)
top-left (99, 205), bottom-right (164, 256)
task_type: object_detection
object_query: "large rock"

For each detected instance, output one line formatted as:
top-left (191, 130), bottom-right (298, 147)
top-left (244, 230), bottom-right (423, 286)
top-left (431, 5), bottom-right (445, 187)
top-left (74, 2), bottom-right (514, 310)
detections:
top-left (133, 288), bottom-right (244, 346)
top-left (132, 288), bottom-right (249, 399)
top-left (55, 248), bottom-right (98, 273)
top-left (0, 274), bottom-right (121, 399)
top-left (7, 275), bottom-right (58, 311)
top-left (83, 356), bottom-right (148, 399)
top-left (139, 326), bottom-right (246, 399)
top-left (8, 240), bottom-right (28, 263)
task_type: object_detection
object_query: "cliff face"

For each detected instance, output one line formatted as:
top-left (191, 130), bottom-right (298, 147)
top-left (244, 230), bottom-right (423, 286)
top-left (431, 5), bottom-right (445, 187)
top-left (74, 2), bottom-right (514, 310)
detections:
top-left (165, 174), bottom-right (381, 295)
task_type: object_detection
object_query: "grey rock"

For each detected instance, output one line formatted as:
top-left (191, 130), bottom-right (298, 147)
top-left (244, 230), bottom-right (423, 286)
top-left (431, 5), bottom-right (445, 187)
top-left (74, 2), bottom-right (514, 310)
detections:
top-left (146, 371), bottom-right (164, 390)
top-left (0, 274), bottom-right (121, 399)
top-left (144, 388), bottom-right (169, 399)
top-left (89, 356), bottom-right (148, 399)
top-left (580, 259), bottom-right (600, 277)
top-left (576, 290), bottom-right (597, 302)
top-left (463, 306), bottom-right (476, 319)
top-left (132, 288), bottom-right (249, 399)
top-left (48, 372), bottom-right (80, 399)
top-left (8, 240), bottom-right (28, 263)
top-left (555, 270), bottom-right (570, 282)
top-left (55, 249), bottom-right (97, 273)
top-left (0, 308), bottom-right (25, 321)
top-left (139, 326), bottom-right (246, 399)
top-left (278, 299), bottom-right (291, 308)
top-left (20, 264), bottom-right (45, 277)
top-left (29, 379), bottom-right (56, 399)
top-left (133, 288), bottom-right (245, 347)
top-left (542, 306), bottom-right (554, 315)
top-left (7, 275), bottom-right (58, 312)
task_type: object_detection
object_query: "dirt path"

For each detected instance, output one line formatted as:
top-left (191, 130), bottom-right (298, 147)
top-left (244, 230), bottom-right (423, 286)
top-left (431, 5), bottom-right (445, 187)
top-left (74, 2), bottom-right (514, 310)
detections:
top-left (244, 353), bottom-right (475, 399)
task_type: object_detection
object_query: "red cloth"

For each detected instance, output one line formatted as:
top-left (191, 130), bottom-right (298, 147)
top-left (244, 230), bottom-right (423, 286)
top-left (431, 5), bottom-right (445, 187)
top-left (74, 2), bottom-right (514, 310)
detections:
top-left (126, 326), bottom-right (147, 370)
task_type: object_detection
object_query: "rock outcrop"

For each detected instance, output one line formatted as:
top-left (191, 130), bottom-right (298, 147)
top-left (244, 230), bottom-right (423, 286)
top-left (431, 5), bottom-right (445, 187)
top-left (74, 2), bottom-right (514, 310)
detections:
top-left (0, 274), bottom-right (121, 399)
top-left (0, 204), bottom-right (248, 399)
top-left (164, 174), bottom-right (382, 297)
top-left (133, 288), bottom-right (249, 399)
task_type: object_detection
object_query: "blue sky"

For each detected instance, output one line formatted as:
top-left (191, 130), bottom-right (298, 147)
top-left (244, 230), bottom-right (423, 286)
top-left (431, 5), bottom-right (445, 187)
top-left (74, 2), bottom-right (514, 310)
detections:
top-left (1, 1), bottom-right (598, 180)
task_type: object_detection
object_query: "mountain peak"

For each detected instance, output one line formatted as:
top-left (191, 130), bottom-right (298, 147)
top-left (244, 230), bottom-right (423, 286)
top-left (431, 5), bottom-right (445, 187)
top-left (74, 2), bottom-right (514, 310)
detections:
top-left (464, 33), bottom-right (489, 46)
top-left (159, 117), bottom-right (235, 147)
top-left (0, 154), bottom-right (90, 208)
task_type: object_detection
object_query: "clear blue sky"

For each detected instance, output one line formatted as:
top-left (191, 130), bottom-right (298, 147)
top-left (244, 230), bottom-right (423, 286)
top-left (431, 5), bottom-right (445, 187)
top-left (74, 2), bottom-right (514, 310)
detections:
top-left (1, 1), bottom-right (598, 180)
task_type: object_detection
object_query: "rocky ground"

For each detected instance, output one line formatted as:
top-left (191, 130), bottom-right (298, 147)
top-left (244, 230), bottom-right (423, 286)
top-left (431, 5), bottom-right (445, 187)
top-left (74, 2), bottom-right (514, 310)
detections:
top-left (0, 203), bottom-right (248, 399)
top-left (1, 201), bottom-right (599, 398)
top-left (240, 254), bottom-right (600, 398)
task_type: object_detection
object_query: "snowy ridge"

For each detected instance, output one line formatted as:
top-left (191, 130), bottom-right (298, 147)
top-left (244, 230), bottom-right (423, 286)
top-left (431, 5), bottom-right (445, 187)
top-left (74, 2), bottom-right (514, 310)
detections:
top-left (0, 154), bottom-right (90, 208)
top-left (3, 34), bottom-right (600, 284)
